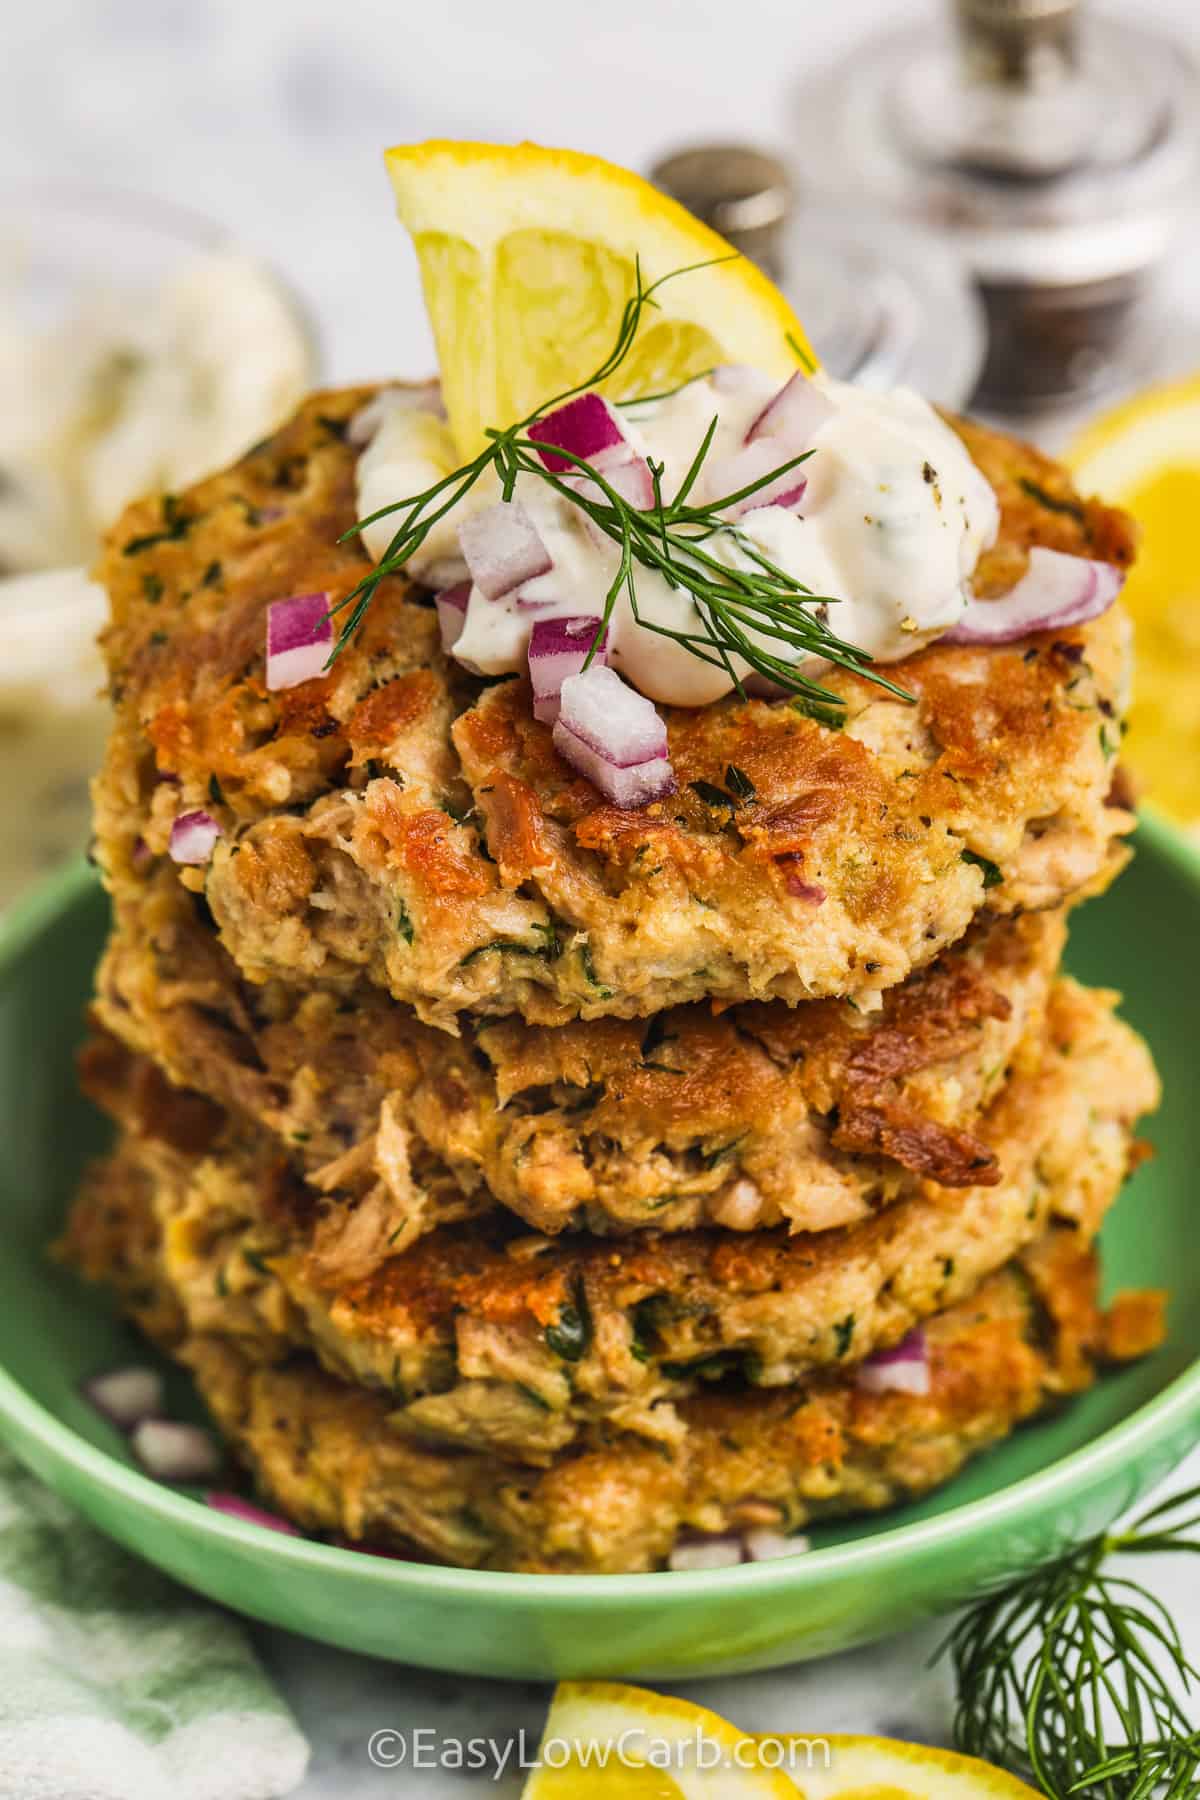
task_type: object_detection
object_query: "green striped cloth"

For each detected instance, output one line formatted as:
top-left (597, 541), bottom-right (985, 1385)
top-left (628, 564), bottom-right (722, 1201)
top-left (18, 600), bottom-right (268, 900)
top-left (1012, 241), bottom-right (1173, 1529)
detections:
top-left (0, 1448), bottom-right (309, 1800)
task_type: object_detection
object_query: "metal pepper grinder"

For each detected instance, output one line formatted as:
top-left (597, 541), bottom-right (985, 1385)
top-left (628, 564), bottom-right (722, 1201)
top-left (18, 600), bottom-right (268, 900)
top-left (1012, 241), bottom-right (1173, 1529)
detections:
top-left (788, 0), bottom-right (1200, 415)
top-left (648, 145), bottom-right (987, 410)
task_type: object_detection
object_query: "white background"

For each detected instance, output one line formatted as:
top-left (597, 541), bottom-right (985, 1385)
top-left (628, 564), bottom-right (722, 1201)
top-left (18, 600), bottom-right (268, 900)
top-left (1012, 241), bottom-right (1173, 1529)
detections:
top-left (2, 0), bottom-right (1198, 1791)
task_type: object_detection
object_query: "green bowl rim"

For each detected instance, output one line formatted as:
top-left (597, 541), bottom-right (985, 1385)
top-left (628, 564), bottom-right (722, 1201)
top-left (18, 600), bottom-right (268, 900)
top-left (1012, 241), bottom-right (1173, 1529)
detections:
top-left (3, 809), bottom-right (1199, 1606)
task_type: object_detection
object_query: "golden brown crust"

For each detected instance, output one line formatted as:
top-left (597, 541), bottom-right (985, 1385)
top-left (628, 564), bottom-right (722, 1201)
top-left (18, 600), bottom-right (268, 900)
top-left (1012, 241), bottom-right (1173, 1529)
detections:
top-left (92, 389), bottom-right (1135, 1029)
top-left (91, 861), bottom-right (1068, 1244)
top-left (67, 976), bottom-right (1158, 1463)
top-left (65, 1191), bottom-right (1164, 1572)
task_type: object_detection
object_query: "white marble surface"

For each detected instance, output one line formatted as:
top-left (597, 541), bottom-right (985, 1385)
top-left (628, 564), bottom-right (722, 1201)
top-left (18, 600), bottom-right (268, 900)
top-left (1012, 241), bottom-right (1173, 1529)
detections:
top-left (5, 0), bottom-right (1199, 1789)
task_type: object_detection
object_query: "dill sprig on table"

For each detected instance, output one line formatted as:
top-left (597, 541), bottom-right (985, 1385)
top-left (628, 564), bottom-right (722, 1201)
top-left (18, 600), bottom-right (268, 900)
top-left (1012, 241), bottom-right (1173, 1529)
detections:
top-left (332, 257), bottom-right (911, 721)
top-left (941, 1483), bottom-right (1200, 1799)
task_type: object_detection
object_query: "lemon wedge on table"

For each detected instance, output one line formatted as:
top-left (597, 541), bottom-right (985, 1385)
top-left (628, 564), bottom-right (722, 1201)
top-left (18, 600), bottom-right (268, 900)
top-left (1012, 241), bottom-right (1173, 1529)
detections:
top-left (1067, 374), bottom-right (1200, 829)
top-left (384, 140), bottom-right (815, 457)
top-left (519, 1682), bottom-right (1041, 1798)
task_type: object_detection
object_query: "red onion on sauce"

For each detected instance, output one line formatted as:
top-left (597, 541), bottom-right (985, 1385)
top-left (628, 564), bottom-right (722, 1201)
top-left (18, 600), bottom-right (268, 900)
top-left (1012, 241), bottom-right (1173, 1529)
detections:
top-left (527, 615), bottom-right (608, 724)
top-left (434, 580), bottom-right (471, 652)
top-left (704, 441), bottom-right (808, 519)
top-left (265, 591), bottom-right (333, 690)
top-left (458, 500), bottom-right (552, 601)
top-left (746, 370), bottom-right (834, 450)
top-left (168, 810), bottom-right (220, 866)
top-left (529, 393), bottom-right (630, 473)
top-left (944, 548), bottom-right (1124, 647)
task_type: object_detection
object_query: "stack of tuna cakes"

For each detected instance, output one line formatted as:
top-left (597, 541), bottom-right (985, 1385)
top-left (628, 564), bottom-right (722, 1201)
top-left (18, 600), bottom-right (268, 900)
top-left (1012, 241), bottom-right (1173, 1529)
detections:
top-left (63, 388), bottom-right (1166, 1574)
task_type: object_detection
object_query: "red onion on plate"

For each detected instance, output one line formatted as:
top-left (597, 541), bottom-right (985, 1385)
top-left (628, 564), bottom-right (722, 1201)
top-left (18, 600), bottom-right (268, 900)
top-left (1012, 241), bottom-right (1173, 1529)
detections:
top-left (81, 1365), bottom-right (164, 1432)
top-left (434, 580), bottom-right (471, 652)
top-left (856, 1326), bottom-right (931, 1397)
top-left (743, 1528), bottom-right (811, 1562)
top-left (528, 615), bottom-right (608, 724)
top-left (746, 370), bottom-right (834, 449)
top-left (131, 1419), bottom-right (222, 1482)
top-left (458, 501), bottom-right (552, 601)
top-left (668, 1538), bottom-right (743, 1572)
top-left (168, 810), bottom-right (220, 866)
top-left (944, 548), bottom-right (1125, 647)
top-left (265, 591), bottom-right (333, 690)
top-left (705, 440), bottom-right (808, 519)
top-left (553, 665), bottom-right (675, 808)
top-left (206, 1491), bottom-right (301, 1535)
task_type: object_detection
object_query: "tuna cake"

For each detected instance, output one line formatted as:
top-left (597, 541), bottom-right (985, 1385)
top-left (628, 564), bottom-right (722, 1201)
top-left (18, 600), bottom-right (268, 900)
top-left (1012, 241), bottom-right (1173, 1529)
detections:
top-left (65, 977), bottom-right (1157, 1463)
top-left (91, 386), bottom-right (1135, 1029)
top-left (93, 862), bottom-right (1066, 1244)
top-left (58, 1159), bottom-right (1165, 1572)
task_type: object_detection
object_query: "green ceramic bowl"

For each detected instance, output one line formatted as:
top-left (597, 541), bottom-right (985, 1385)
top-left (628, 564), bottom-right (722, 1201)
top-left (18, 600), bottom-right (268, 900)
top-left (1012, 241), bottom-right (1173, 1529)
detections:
top-left (0, 815), bottom-right (1197, 1681)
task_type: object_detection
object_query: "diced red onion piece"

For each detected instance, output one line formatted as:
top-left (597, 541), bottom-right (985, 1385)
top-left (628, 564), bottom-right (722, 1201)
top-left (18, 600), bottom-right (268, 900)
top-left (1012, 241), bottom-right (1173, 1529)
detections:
top-left (554, 721), bottom-right (675, 808)
top-left (565, 458), bottom-right (655, 513)
top-left (786, 875), bottom-right (826, 904)
top-left (434, 580), bottom-right (471, 652)
top-left (856, 1326), bottom-right (931, 1396)
top-left (743, 1528), bottom-right (811, 1562)
top-left (131, 1419), bottom-right (221, 1482)
top-left (746, 371), bottom-right (835, 449)
top-left (206, 1491), bottom-right (301, 1535)
top-left (668, 1538), bottom-right (743, 1572)
top-left (528, 615), bottom-right (608, 724)
top-left (557, 665), bottom-right (668, 767)
top-left (458, 501), bottom-right (552, 601)
top-left (943, 548), bottom-right (1125, 647)
top-left (529, 392), bottom-right (629, 473)
top-left (265, 591), bottom-right (333, 690)
top-left (168, 810), bottom-right (220, 866)
top-left (706, 442), bottom-right (808, 519)
top-left (82, 1365), bottom-right (164, 1431)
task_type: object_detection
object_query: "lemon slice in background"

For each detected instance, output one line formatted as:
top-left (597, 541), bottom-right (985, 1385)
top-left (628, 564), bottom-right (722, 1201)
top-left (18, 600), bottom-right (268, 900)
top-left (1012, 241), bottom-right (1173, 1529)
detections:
top-left (519, 1683), bottom-right (1042, 1799)
top-left (1067, 374), bottom-right (1200, 828)
top-left (384, 140), bottom-right (815, 457)
top-left (520, 1681), bottom-right (803, 1798)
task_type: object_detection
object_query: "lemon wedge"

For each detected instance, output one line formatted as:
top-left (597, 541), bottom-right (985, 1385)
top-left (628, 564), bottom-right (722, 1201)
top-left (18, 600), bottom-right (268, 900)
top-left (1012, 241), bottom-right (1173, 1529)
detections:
top-left (770, 1733), bottom-right (1043, 1798)
top-left (1067, 374), bottom-right (1200, 827)
top-left (384, 140), bottom-right (815, 457)
top-left (520, 1681), bottom-right (802, 1798)
top-left (519, 1683), bottom-right (1041, 1799)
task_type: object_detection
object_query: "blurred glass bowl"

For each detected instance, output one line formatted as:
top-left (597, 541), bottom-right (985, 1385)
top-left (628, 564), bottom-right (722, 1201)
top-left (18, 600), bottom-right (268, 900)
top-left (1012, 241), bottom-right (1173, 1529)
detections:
top-left (0, 185), bottom-right (319, 905)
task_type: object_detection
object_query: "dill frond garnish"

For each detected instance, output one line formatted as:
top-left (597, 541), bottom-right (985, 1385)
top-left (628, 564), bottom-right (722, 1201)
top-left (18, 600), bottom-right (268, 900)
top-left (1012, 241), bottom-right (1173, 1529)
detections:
top-left (330, 259), bottom-right (911, 721)
top-left (940, 1483), bottom-right (1200, 1798)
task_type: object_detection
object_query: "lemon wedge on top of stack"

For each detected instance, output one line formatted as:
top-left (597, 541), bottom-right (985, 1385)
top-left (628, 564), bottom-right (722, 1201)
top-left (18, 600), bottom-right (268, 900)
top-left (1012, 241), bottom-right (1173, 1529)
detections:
top-left (1068, 373), bottom-right (1200, 829)
top-left (384, 139), bottom-right (815, 457)
top-left (520, 1681), bottom-right (1042, 1799)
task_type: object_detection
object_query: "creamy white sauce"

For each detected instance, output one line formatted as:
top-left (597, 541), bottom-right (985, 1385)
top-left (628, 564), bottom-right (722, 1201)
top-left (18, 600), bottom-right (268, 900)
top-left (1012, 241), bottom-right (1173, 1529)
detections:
top-left (355, 368), bottom-right (998, 708)
top-left (0, 251), bottom-right (313, 575)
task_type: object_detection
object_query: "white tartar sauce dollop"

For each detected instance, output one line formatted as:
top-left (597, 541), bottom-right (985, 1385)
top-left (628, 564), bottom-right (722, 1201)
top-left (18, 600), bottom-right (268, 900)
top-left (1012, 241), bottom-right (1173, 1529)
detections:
top-left (354, 367), bottom-right (998, 708)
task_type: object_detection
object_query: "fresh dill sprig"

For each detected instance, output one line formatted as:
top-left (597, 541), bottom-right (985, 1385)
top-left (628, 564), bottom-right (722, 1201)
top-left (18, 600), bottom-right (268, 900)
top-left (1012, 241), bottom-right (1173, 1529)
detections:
top-left (940, 1483), bottom-right (1200, 1799)
top-left (331, 258), bottom-right (911, 720)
